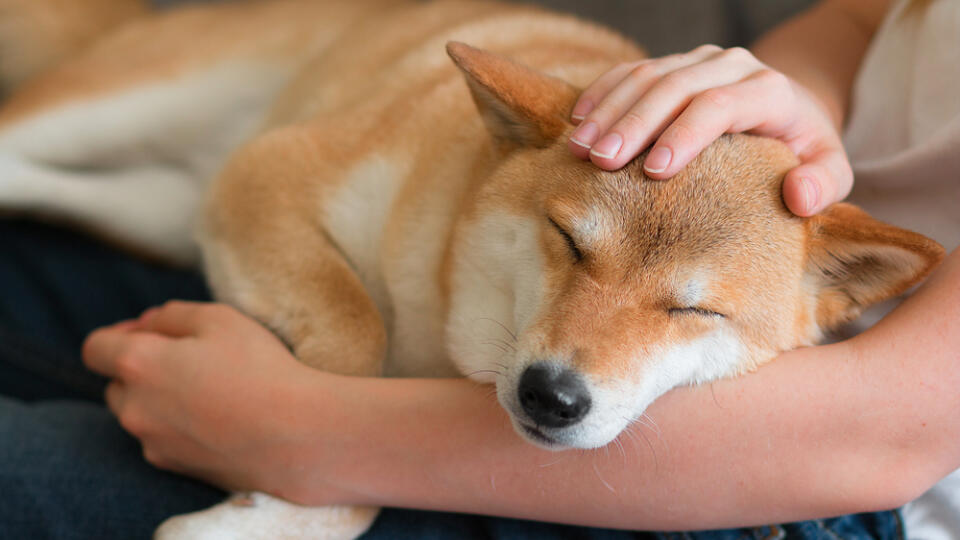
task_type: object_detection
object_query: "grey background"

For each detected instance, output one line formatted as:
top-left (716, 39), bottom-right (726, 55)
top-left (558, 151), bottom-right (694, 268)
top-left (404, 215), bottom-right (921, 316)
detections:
top-left (149, 0), bottom-right (816, 56)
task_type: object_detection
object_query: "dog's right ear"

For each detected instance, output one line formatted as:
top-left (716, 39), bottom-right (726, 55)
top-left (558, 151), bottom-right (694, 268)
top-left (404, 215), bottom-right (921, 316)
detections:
top-left (804, 203), bottom-right (945, 329)
top-left (446, 41), bottom-right (579, 148)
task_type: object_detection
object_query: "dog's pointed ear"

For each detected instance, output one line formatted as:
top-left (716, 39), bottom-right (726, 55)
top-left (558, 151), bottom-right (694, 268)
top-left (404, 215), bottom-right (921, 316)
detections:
top-left (804, 203), bottom-right (945, 329)
top-left (446, 41), bottom-right (579, 147)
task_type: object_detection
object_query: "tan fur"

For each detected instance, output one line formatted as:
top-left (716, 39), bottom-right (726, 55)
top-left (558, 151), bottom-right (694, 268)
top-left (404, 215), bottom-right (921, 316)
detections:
top-left (0, 0), bottom-right (942, 443)
top-left (191, 0), bottom-right (647, 377)
top-left (805, 203), bottom-right (944, 328)
top-left (0, 0), bottom-right (944, 535)
top-left (0, 0), bottom-right (148, 91)
top-left (0, 0), bottom-right (400, 125)
top-left (448, 42), bottom-right (581, 147)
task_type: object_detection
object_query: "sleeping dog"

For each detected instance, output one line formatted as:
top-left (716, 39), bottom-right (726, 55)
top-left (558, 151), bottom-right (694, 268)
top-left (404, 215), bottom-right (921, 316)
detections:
top-left (0, 0), bottom-right (943, 537)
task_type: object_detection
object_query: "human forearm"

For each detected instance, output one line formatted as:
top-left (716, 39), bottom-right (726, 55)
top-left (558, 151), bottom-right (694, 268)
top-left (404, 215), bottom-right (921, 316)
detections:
top-left (751, 0), bottom-right (890, 129)
top-left (316, 353), bottom-right (909, 529)
top-left (83, 250), bottom-right (960, 530)
top-left (310, 249), bottom-right (960, 530)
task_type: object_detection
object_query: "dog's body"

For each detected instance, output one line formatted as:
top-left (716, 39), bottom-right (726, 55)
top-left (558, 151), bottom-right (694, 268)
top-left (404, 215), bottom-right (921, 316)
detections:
top-left (0, 0), bottom-right (944, 538)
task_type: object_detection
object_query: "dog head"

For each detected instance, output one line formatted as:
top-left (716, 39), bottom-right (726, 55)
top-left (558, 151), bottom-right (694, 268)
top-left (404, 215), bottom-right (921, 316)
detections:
top-left (444, 42), bottom-right (945, 449)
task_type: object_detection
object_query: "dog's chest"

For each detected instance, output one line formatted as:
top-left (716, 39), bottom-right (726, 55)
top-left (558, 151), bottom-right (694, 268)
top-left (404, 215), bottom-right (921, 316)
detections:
top-left (318, 153), bottom-right (461, 378)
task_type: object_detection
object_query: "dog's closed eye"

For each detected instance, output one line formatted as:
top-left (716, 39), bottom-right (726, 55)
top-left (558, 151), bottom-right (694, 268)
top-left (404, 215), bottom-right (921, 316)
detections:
top-left (548, 217), bottom-right (583, 262)
top-left (668, 307), bottom-right (726, 318)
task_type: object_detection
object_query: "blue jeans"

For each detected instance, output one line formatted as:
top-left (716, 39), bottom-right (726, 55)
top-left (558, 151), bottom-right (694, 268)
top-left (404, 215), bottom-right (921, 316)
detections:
top-left (0, 220), bottom-right (904, 539)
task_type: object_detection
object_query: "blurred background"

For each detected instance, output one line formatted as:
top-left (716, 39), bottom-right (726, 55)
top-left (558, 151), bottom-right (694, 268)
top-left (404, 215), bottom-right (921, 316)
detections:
top-left (151, 0), bottom-right (816, 56)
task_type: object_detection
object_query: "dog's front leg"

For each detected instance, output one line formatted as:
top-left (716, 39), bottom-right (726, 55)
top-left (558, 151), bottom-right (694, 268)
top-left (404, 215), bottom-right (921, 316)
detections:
top-left (198, 135), bottom-right (389, 376)
top-left (156, 137), bottom-right (389, 538)
top-left (154, 233), bottom-right (385, 538)
top-left (198, 213), bottom-right (388, 375)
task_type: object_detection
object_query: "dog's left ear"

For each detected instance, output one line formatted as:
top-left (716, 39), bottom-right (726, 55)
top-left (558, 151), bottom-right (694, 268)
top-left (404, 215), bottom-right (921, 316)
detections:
top-left (446, 41), bottom-right (579, 148)
top-left (804, 203), bottom-right (945, 329)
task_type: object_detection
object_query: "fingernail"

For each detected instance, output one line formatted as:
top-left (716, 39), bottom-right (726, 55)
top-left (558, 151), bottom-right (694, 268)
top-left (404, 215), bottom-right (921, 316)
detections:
top-left (643, 146), bottom-right (672, 173)
top-left (571, 99), bottom-right (593, 122)
top-left (569, 121), bottom-right (599, 148)
top-left (799, 176), bottom-right (820, 214)
top-left (590, 133), bottom-right (623, 159)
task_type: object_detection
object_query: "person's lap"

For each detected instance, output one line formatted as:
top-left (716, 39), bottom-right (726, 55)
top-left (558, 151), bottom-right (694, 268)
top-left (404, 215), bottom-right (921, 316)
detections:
top-left (0, 220), bottom-right (224, 538)
top-left (0, 220), bottom-right (902, 539)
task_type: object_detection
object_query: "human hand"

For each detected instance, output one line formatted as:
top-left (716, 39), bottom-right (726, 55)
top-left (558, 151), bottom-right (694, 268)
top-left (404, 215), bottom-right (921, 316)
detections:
top-left (82, 301), bottom-right (351, 503)
top-left (567, 45), bottom-right (851, 216)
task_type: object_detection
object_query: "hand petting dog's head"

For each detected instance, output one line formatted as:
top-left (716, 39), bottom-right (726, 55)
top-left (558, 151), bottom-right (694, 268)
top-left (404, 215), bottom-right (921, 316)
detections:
top-left (444, 42), bottom-right (944, 449)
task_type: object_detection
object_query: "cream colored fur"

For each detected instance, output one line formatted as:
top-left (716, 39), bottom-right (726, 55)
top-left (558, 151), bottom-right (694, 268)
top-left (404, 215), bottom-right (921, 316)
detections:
top-left (0, 0), bottom-right (944, 538)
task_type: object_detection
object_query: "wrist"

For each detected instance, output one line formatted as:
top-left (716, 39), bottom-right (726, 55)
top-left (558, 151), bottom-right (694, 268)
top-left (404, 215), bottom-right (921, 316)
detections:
top-left (277, 371), bottom-right (446, 507)
top-left (314, 376), bottom-right (482, 507)
top-left (246, 368), bottom-right (359, 504)
top-left (289, 376), bottom-right (520, 510)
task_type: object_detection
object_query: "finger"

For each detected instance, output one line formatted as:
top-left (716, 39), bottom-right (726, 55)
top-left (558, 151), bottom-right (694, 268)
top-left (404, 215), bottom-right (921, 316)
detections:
top-left (591, 64), bottom-right (761, 170)
top-left (782, 148), bottom-right (853, 216)
top-left (139, 300), bottom-right (211, 338)
top-left (83, 325), bottom-right (138, 377)
top-left (639, 69), bottom-right (794, 178)
top-left (111, 320), bottom-right (141, 332)
top-left (104, 380), bottom-right (127, 418)
top-left (568, 45), bottom-right (723, 158)
top-left (581, 44), bottom-right (726, 122)
top-left (573, 45), bottom-right (723, 131)
top-left (570, 60), bottom-right (643, 123)
top-left (568, 61), bottom-right (658, 159)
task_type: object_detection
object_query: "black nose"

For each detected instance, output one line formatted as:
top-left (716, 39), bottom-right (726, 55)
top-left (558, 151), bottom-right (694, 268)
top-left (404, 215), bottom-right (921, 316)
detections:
top-left (517, 363), bottom-right (592, 428)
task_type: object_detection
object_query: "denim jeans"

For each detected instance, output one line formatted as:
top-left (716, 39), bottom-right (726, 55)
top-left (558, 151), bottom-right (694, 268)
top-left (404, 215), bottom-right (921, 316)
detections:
top-left (0, 220), bottom-right (904, 539)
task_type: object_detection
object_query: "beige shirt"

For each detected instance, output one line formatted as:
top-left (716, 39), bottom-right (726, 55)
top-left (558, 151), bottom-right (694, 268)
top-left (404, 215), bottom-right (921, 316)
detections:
top-left (844, 0), bottom-right (960, 253)
top-left (842, 0), bottom-right (960, 538)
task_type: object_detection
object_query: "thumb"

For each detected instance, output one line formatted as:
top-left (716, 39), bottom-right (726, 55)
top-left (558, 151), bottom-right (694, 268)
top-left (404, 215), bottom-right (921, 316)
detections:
top-left (138, 301), bottom-right (210, 338)
top-left (781, 147), bottom-right (853, 217)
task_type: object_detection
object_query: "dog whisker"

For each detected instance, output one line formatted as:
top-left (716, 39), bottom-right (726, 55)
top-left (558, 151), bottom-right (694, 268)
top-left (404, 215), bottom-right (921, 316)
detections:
top-left (484, 337), bottom-right (516, 352)
top-left (626, 429), bottom-right (657, 469)
top-left (592, 461), bottom-right (616, 494)
top-left (467, 369), bottom-right (503, 378)
top-left (474, 317), bottom-right (518, 342)
top-left (622, 415), bottom-right (660, 468)
top-left (635, 428), bottom-right (658, 469)
top-left (637, 412), bottom-right (663, 440)
top-left (479, 340), bottom-right (510, 354)
top-left (612, 436), bottom-right (626, 462)
top-left (709, 383), bottom-right (723, 409)
top-left (538, 454), bottom-right (570, 468)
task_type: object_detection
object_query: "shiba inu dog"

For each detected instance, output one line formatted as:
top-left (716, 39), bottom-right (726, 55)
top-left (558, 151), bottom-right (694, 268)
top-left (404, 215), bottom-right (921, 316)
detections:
top-left (0, 0), bottom-right (944, 537)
